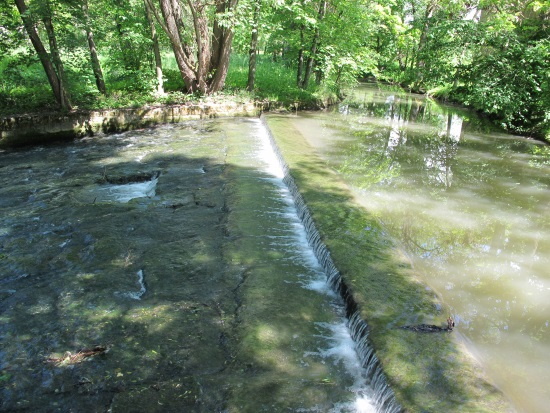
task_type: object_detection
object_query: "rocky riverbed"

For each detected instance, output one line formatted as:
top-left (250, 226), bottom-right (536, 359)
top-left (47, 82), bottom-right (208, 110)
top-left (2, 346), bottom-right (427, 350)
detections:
top-left (0, 118), bottom-right (378, 412)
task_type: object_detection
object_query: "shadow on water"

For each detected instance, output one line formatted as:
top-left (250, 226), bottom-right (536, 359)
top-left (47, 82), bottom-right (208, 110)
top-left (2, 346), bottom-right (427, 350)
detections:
top-left (2, 118), bottom-right (404, 412)
top-left (0, 123), bottom-right (238, 411)
top-left (0, 111), bottom-right (521, 412)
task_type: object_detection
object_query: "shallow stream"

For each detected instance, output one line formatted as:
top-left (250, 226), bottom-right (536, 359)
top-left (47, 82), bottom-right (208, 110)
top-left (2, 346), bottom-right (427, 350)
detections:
top-left (1, 118), bottom-right (390, 411)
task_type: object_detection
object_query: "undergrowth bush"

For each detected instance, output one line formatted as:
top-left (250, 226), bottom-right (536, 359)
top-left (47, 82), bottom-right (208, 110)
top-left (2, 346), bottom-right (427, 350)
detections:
top-left (0, 50), bottom-right (333, 116)
top-left (226, 54), bottom-right (319, 106)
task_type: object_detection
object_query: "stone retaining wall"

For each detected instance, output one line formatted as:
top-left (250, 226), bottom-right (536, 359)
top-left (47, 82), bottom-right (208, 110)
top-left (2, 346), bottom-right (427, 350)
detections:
top-left (0, 101), bottom-right (263, 148)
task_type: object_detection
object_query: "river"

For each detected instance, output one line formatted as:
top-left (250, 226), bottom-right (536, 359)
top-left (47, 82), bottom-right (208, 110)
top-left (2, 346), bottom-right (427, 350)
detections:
top-left (0, 117), bottom-right (395, 411)
top-left (280, 84), bottom-right (550, 413)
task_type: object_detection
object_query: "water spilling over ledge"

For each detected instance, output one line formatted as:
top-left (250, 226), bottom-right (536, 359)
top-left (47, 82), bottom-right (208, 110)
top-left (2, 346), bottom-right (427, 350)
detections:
top-left (92, 172), bottom-right (160, 203)
top-left (0, 116), bottom-right (518, 411)
top-left (260, 115), bottom-right (401, 413)
top-left (0, 118), bottom-right (408, 411)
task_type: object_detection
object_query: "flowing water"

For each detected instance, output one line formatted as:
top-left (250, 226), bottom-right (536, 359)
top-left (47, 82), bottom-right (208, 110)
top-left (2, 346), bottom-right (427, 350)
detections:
top-left (278, 84), bottom-right (550, 413)
top-left (0, 117), bottom-right (398, 411)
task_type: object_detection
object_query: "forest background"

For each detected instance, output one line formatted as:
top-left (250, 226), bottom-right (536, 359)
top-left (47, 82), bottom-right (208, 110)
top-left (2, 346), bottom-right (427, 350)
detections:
top-left (1, 0), bottom-right (549, 141)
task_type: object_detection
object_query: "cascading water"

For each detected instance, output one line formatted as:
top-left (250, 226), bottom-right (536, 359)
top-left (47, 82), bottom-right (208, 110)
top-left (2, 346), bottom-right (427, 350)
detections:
top-left (258, 115), bottom-right (401, 413)
top-left (253, 117), bottom-right (401, 412)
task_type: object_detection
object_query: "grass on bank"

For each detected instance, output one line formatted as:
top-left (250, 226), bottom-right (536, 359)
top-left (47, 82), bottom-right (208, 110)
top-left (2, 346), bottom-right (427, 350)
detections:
top-left (0, 53), bottom-right (331, 116)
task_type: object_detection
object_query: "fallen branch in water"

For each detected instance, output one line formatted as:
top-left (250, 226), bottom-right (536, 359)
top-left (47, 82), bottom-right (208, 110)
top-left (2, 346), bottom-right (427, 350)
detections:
top-left (46, 346), bottom-right (108, 365)
top-left (401, 324), bottom-right (451, 333)
top-left (401, 317), bottom-right (455, 333)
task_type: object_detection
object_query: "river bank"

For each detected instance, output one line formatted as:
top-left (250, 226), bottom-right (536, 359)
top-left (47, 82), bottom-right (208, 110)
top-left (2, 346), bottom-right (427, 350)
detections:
top-left (0, 91), bottom-right (338, 150)
top-left (0, 100), bottom-right (262, 148)
top-left (2, 83), bottom-right (546, 151)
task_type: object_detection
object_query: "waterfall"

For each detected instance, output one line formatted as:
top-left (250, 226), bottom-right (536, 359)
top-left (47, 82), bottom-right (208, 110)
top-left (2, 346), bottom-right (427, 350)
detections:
top-left (260, 115), bottom-right (402, 413)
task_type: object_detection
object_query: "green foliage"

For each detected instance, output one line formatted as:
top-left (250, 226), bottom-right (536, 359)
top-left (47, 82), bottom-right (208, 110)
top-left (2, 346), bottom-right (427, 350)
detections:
top-left (367, 0), bottom-right (550, 139)
top-left (1, 0), bottom-right (548, 139)
top-left (225, 54), bottom-right (319, 106)
top-left (457, 35), bottom-right (550, 134)
top-left (0, 49), bottom-right (57, 113)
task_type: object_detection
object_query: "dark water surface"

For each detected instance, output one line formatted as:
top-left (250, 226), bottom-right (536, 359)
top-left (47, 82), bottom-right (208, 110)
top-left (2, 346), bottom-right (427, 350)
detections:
top-left (283, 84), bottom-right (550, 413)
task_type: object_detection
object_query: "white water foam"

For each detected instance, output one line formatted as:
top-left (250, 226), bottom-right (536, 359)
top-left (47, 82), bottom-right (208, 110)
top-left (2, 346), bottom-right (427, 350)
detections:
top-left (116, 269), bottom-right (146, 300)
top-left (94, 176), bottom-right (158, 203)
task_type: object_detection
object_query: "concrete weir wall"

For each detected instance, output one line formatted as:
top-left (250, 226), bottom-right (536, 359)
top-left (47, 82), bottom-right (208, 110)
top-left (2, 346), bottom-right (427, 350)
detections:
top-left (0, 102), bottom-right (262, 148)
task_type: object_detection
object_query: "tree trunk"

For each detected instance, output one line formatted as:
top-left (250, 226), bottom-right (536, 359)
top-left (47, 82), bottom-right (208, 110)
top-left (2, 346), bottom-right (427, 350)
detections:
top-left (14, 0), bottom-right (71, 110)
top-left (187, 0), bottom-right (210, 92)
top-left (247, 0), bottom-right (261, 91)
top-left (208, 28), bottom-right (234, 92)
top-left (414, 1), bottom-right (437, 89)
top-left (208, 0), bottom-right (238, 93)
top-left (315, 68), bottom-right (322, 84)
top-left (144, 0), bottom-right (164, 94)
top-left (114, 0), bottom-right (141, 71)
top-left (149, 0), bottom-right (238, 94)
top-left (14, 0), bottom-right (60, 104)
top-left (83, 0), bottom-right (106, 95)
top-left (297, 25), bottom-right (304, 87)
top-left (157, 0), bottom-right (199, 92)
top-left (42, 11), bottom-right (72, 110)
top-left (300, 0), bottom-right (326, 89)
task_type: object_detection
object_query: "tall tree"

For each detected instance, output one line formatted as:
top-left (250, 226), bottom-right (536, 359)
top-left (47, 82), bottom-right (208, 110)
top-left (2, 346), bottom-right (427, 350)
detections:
top-left (82, 0), bottom-right (106, 94)
top-left (144, 0), bottom-right (164, 94)
top-left (113, 0), bottom-right (144, 71)
top-left (412, 0), bottom-right (438, 89)
top-left (246, 0), bottom-right (260, 91)
top-left (298, 0), bottom-right (326, 89)
top-left (296, 21), bottom-right (305, 87)
top-left (14, 0), bottom-right (72, 110)
top-left (147, 0), bottom-right (239, 94)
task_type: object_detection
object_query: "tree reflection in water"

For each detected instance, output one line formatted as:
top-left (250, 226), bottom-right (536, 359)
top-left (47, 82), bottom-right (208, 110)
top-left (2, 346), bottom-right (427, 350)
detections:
top-left (288, 84), bottom-right (550, 413)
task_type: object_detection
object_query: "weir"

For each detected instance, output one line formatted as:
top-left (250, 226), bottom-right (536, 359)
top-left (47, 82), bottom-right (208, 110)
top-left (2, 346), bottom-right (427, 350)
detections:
top-left (259, 115), bottom-right (401, 413)
top-left (1, 117), bottom-right (410, 411)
